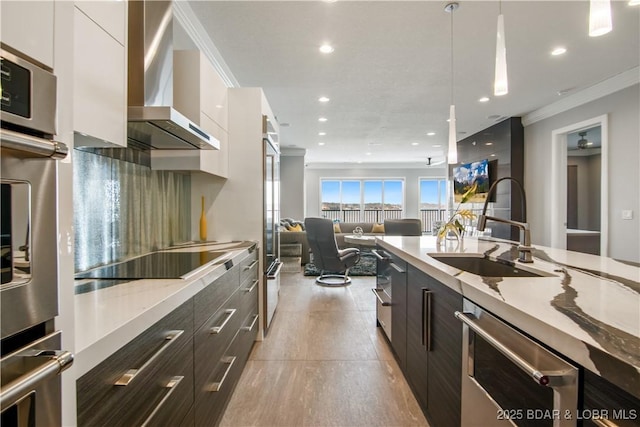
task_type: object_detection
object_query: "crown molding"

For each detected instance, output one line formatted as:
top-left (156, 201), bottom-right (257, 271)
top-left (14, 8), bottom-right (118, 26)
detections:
top-left (173, 1), bottom-right (239, 88)
top-left (522, 67), bottom-right (639, 126)
top-left (305, 161), bottom-right (447, 170)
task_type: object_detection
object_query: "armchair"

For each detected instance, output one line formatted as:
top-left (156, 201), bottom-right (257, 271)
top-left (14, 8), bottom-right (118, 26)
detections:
top-left (304, 217), bottom-right (360, 286)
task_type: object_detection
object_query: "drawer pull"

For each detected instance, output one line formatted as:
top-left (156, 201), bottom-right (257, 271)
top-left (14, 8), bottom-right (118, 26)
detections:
top-left (242, 314), bottom-right (259, 332)
top-left (209, 309), bottom-right (236, 334)
top-left (390, 262), bottom-right (405, 274)
top-left (243, 260), bottom-right (258, 271)
top-left (209, 356), bottom-right (236, 392)
top-left (140, 376), bottom-right (184, 427)
top-left (115, 330), bottom-right (184, 386)
top-left (372, 288), bottom-right (391, 306)
top-left (244, 279), bottom-right (259, 293)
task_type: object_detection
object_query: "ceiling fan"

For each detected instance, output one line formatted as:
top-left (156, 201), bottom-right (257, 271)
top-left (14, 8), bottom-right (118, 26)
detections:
top-left (426, 157), bottom-right (445, 166)
top-left (570, 131), bottom-right (594, 150)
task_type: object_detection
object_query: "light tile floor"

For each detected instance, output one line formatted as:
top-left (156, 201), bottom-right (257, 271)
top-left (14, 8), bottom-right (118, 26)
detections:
top-left (219, 272), bottom-right (429, 427)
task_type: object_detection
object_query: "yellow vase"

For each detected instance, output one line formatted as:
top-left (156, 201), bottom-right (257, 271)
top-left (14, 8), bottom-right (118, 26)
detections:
top-left (199, 196), bottom-right (207, 241)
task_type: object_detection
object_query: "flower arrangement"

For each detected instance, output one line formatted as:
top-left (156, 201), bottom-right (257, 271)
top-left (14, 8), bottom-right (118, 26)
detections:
top-left (437, 182), bottom-right (478, 242)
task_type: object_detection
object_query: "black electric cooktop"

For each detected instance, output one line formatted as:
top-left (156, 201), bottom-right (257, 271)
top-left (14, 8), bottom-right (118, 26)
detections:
top-left (75, 251), bottom-right (229, 280)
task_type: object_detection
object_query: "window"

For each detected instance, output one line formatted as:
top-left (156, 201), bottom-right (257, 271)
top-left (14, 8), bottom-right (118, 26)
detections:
top-left (321, 179), bottom-right (404, 222)
top-left (419, 178), bottom-right (448, 233)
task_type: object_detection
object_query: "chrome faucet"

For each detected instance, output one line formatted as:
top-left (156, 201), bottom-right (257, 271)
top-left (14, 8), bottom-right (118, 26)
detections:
top-left (476, 177), bottom-right (533, 263)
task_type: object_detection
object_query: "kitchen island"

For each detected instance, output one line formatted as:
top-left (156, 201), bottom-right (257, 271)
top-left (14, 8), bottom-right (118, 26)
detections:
top-left (376, 235), bottom-right (639, 424)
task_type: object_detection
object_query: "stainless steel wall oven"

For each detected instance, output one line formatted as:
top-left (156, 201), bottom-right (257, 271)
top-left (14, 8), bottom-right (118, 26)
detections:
top-left (1, 47), bottom-right (73, 427)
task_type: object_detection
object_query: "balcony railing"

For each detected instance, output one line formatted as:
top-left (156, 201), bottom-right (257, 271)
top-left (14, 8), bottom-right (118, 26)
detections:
top-left (320, 208), bottom-right (484, 234)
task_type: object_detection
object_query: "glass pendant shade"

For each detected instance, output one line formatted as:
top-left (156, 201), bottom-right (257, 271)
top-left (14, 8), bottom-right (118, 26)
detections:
top-left (589, 0), bottom-right (612, 37)
top-left (447, 105), bottom-right (457, 164)
top-left (494, 14), bottom-right (508, 96)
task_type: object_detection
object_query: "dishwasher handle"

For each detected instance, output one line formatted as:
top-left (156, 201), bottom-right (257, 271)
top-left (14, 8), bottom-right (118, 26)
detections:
top-left (455, 311), bottom-right (573, 388)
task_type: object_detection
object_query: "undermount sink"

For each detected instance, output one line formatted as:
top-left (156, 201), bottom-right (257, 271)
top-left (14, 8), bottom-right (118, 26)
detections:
top-left (429, 255), bottom-right (551, 278)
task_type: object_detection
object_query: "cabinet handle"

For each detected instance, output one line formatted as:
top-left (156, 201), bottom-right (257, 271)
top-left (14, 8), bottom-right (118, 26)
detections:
top-left (422, 290), bottom-right (432, 351)
top-left (243, 260), bottom-right (258, 271)
top-left (115, 330), bottom-right (184, 386)
top-left (244, 279), bottom-right (259, 293)
top-left (591, 419), bottom-right (618, 427)
top-left (209, 356), bottom-right (236, 392)
top-left (371, 288), bottom-right (391, 306)
top-left (209, 309), bottom-right (236, 334)
top-left (390, 262), bottom-right (405, 274)
top-left (140, 376), bottom-right (184, 427)
top-left (242, 314), bottom-right (259, 332)
top-left (371, 249), bottom-right (389, 261)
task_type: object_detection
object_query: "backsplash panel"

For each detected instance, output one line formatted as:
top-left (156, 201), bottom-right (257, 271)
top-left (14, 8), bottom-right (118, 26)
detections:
top-left (74, 149), bottom-right (191, 272)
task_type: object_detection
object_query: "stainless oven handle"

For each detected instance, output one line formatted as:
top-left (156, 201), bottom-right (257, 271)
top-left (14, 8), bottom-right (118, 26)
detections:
top-left (455, 311), bottom-right (565, 387)
top-left (267, 261), bottom-right (283, 279)
top-left (372, 288), bottom-right (392, 306)
top-left (371, 249), bottom-right (389, 261)
top-left (115, 330), bottom-right (184, 386)
top-left (1, 128), bottom-right (68, 159)
top-left (0, 350), bottom-right (74, 410)
top-left (140, 376), bottom-right (184, 427)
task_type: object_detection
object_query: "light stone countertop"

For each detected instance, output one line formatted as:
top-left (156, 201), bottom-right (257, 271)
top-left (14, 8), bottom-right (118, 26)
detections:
top-left (376, 235), bottom-right (640, 399)
top-left (73, 241), bottom-right (257, 378)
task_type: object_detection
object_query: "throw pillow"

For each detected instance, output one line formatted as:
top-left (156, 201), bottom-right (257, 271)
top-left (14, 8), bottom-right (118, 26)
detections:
top-left (372, 223), bottom-right (385, 233)
top-left (333, 223), bottom-right (341, 233)
top-left (287, 223), bottom-right (303, 232)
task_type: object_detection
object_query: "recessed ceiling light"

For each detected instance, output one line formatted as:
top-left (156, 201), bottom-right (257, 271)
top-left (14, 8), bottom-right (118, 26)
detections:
top-left (551, 47), bottom-right (567, 56)
top-left (485, 142), bottom-right (493, 146)
top-left (427, 132), bottom-right (436, 136)
top-left (433, 144), bottom-right (442, 148)
top-left (478, 97), bottom-right (490, 103)
top-left (215, 104), bottom-right (223, 109)
top-left (366, 152), bottom-right (372, 156)
top-left (318, 132), bottom-right (326, 136)
top-left (411, 142), bottom-right (419, 146)
top-left (318, 142), bottom-right (325, 146)
top-left (318, 96), bottom-right (330, 103)
top-left (319, 44), bottom-right (334, 54)
top-left (318, 117), bottom-right (328, 122)
top-left (490, 153), bottom-right (496, 157)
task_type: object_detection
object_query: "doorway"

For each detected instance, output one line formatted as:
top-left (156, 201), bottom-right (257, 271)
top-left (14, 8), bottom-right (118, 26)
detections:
top-left (550, 115), bottom-right (608, 256)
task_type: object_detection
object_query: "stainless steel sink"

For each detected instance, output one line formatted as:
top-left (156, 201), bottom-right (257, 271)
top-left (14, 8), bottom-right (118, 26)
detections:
top-left (429, 255), bottom-right (551, 277)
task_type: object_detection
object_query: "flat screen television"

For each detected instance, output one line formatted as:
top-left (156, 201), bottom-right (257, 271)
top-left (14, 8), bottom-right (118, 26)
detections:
top-left (453, 159), bottom-right (496, 203)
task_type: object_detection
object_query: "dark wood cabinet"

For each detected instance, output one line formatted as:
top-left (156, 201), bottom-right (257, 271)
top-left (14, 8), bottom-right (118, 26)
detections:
top-left (77, 249), bottom-right (259, 427)
top-left (582, 370), bottom-right (640, 427)
top-left (389, 253), bottom-right (408, 371)
top-left (397, 264), bottom-right (463, 427)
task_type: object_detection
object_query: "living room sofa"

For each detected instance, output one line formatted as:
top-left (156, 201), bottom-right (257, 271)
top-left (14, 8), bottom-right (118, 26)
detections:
top-left (280, 222), bottom-right (385, 265)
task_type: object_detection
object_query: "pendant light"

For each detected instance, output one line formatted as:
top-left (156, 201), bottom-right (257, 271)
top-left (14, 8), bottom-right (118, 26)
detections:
top-left (445, 2), bottom-right (458, 165)
top-left (589, 0), bottom-right (612, 37)
top-left (494, 1), bottom-right (508, 96)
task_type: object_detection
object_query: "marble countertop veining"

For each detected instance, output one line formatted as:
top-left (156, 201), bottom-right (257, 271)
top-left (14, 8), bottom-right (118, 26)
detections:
top-left (376, 235), bottom-right (640, 399)
top-left (73, 241), bottom-right (257, 378)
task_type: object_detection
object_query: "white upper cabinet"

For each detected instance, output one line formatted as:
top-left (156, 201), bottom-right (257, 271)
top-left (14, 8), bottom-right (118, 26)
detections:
top-left (73, 4), bottom-right (127, 147)
top-left (74, 0), bottom-right (126, 45)
top-left (174, 50), bottom-right (228, 132)
top-left (1, 1), bottom-right (54, 68)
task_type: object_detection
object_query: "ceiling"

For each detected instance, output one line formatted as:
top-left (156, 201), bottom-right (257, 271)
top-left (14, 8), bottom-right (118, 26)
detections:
top-left (567, 125), bottom-right (601, 154)
top-left (187, 1), bottom-right (639, 166)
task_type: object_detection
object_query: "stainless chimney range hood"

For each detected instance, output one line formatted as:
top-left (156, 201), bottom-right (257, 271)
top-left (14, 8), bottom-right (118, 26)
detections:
top-left (127, 0), bottom-right (219, 150)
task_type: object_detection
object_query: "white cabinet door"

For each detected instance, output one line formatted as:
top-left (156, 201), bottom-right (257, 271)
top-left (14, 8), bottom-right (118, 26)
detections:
top-left (1, 1), bottom-right (54, 68)
top-left (73, 7), bottom-right (126, 147)
top-left (201, 59), bottom-right (228, 132)
top-left (74, 0), bottom-right (126, 45)
top-left (200, 113), bottom-right (228, 178)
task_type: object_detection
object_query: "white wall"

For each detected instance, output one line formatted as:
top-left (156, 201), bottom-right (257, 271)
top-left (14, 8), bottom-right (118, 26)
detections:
top-left (304, 166), bottom-right (447, 220)
top-left (525, 85), bottom-right (639, 262)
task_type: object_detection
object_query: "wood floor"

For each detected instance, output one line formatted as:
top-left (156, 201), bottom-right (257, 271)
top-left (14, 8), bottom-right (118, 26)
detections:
top-left (219, 271), bottom-right (430, 427)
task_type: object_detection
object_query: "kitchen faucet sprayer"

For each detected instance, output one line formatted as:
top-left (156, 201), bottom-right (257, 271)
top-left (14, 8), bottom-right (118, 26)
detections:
top-left (476, 177), bottom-right (533, 263)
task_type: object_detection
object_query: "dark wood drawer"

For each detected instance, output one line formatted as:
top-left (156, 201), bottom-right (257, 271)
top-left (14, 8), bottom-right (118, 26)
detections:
top-left (194, 289), bottom-right (242, 393)
top-left (238, 271), bottom-right (259, 325)
top-left (194, 331), bottom-right (247, 427)
top-left (238, 250), bottom-right (259, 286)
top-left (77, 299), bottom-right (194, 427)
top-left (194, 263), bottom-right (240, 329)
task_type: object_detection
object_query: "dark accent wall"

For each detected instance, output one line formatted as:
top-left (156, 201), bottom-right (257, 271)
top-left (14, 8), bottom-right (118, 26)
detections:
top-left (450, 117), bottom-right (524, 241)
